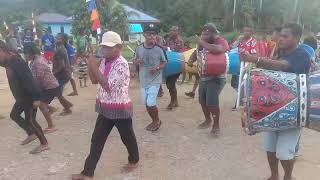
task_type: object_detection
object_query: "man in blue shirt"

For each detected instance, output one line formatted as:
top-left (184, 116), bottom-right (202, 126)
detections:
top-left (240, 23), bottom-right (310, 180)
top-left (59, 33), bottom-right (78, 96)
top-left (41, 28), bottom-right (55, 61)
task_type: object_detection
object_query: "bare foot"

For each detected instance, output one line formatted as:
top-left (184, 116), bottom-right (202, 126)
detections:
top-left (71, 174), bottom-right (93, 180)
top-left (198, 120), bottom-right (212, 129)
top-left (21, 134), bottom-right (37, 145)
top-left (29, 144), bottom-right (50, 154)
top-left (121, 163), bottom-right (138, 173)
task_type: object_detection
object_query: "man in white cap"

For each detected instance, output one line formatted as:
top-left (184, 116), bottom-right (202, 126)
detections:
top-left (72, 31), bottom-right (139, 180)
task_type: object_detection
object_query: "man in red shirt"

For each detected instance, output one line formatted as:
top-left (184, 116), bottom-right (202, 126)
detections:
top-left (188, 23), bottom-right (229, 136)
top-left (163, 26), bottom-right (184, 110)
top-left (231, 26), bottom-right (257, 110)
top-left (238, 26), bottom-right (258, 54)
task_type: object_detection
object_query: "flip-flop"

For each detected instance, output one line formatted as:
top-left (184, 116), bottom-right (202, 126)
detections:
top-left (198, 121), bottom-right (212, 129)
top-left (121, 163), bottom-right (138, 173)
top-left (210, 128), bottom-right (221, 138)
top-left (59, 110), bottom-right (72, 116)
top-left (151, 121), bottom-right (162, 132)
top-left (145, 123), bottom-right (154, 131)
top-left (29, 145), bottom-right (50, 154)
top-left (48, 106), bottom-right (58, 114)
top-left (44, 128), bottom-right (58, 134)
top-left (68, 92), bottom-right (79, 96)
top-left (71, 174), bottom-right (92, 180)
top-left (20, 135), bottom-right (38, 145)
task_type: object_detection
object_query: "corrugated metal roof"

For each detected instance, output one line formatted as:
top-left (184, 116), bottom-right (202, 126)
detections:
top-left (35, 4), bottom-right (160, 24)
top-left (122, 4), bottom-right (160, 23)
top-left (35, 13), bottom-right (72, 24)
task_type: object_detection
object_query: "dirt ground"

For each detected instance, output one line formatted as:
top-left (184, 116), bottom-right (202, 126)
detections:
top-left (0, 68), bottom-right (320, 180)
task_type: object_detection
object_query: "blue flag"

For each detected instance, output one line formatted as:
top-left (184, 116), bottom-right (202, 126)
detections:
top-left (87, 0), bottom-right (96, 12)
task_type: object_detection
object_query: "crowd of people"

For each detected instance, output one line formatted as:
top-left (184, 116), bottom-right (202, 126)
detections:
top-left (0, 21), bottom-right (319, 180)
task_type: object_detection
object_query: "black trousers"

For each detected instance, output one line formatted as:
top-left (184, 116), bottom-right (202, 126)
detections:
top-left (166, 73), bottom-right (180, 90)
top-left (10, 102), bottom-right (47, 145)
top-left (82, 115), bottom-right (139, 177)
top-left (231, 75), bottom-right (239, 90)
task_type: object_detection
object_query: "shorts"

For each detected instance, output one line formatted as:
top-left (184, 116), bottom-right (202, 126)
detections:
top-left (263, 128), bottom-right (302, 160)
top-left (166, 73), bottom-right (180, 90)
top-left (199, 78), bottom-right (226, 107)
top-left (141, 85), bottom-right (160, 107)
top-left (41, 87), bottom-right (61, 104)
top-left (43, 51), bottom-right (54, 61)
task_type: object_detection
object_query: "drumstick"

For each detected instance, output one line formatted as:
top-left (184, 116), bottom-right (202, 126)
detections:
top-left (127, 45), bottom-right (135, 53)
top-left (236, 61), bottom-right (245, 109)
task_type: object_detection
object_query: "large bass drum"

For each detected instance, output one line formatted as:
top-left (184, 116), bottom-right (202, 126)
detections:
top-left (240, 68), bottom-right (320, 135)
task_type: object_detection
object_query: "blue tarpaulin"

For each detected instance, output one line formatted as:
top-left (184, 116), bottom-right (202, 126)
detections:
top-left (129, 24), bottom-right (143, 33)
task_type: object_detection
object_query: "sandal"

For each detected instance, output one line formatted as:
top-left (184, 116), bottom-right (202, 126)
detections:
top-left (210, 128), bottom-right (221, 138)
top-left (21, 134), bottom-right (37, 145)
top-left (146, 121), bottom-right (162, 132)
top-left (151, 121), bottom-right (162, 132)
top-left (71, 174), bottom-right (93, 180)
top-left (67, 92), bottom-right (79, 96)
top-left (29, 144), bottom-right (50, 154)
top-left (44, 128), bottom-right (58, 134)
top-left (198, 121), bottom-right (212, 129)
top-left (121, 163), bottom-right (138, 173)
top-left (59, 109), bottom-right (72, 116)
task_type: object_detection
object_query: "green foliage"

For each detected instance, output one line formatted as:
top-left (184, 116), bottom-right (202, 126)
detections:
top-left (72, 0), bottom-right (128, 38)
top-left (1, 0), bottom-right (320, 37)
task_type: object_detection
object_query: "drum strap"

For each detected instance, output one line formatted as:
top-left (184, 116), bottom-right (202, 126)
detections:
top-left (225, 53), bottom-right (230, 74)
top-left (299, 74), bottom-right (307, 127)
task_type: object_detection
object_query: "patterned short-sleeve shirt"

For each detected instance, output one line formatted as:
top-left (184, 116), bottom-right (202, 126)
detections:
top-left (95, 56), bottom-right (133, 119)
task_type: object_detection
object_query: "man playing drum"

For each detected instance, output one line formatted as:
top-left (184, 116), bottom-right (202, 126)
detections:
top-left (188, 23), bottom-right (229, 136)
top-left (163, 26), bottom-right (184, 110)
top-left (231, 26), bottom-right (257, 110)
top-left (240, 23), bottom-right (310, 180)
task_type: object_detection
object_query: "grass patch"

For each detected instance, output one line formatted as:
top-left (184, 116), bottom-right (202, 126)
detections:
top-left (122, 43), bottom-right (138, 60)
top-left (0, 115), bottom-right (5, 120)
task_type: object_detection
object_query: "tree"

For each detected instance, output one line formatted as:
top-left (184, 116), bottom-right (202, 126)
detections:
top-left (72, 0), bottom-right (128, 38)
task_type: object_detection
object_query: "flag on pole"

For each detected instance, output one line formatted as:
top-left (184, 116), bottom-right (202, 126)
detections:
top-left (90, 9), bottom-right (99, 21)
top-left (91, 19), bottom-right (101, 31)
top-left (32, 12), bottom-right (38, 40)
top-left (86, 0), bottom-right (102, 34)
top-left (87, 0), bottom-right (96, 12)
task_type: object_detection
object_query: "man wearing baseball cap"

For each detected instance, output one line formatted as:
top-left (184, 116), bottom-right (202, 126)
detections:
top-left (187, 23), bottom-right (229, 137)
top-left (133, 24), bottom-right (167, 131)
top-left (72, 31), bottom-right (139, 180)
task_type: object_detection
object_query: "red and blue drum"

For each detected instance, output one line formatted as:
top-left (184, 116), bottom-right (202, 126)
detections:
top-left (163, 51), bottom-right (184, 77)
top-left (201, 48), bottom-right (240, 76)
top-left (240, 68), bottom-right (320, 135)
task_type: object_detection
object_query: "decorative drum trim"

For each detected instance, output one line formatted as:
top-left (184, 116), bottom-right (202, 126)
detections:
top-left (225, 53), bottom-right (230, 75)
top-left (299, 74), bottom-right (307, 127)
